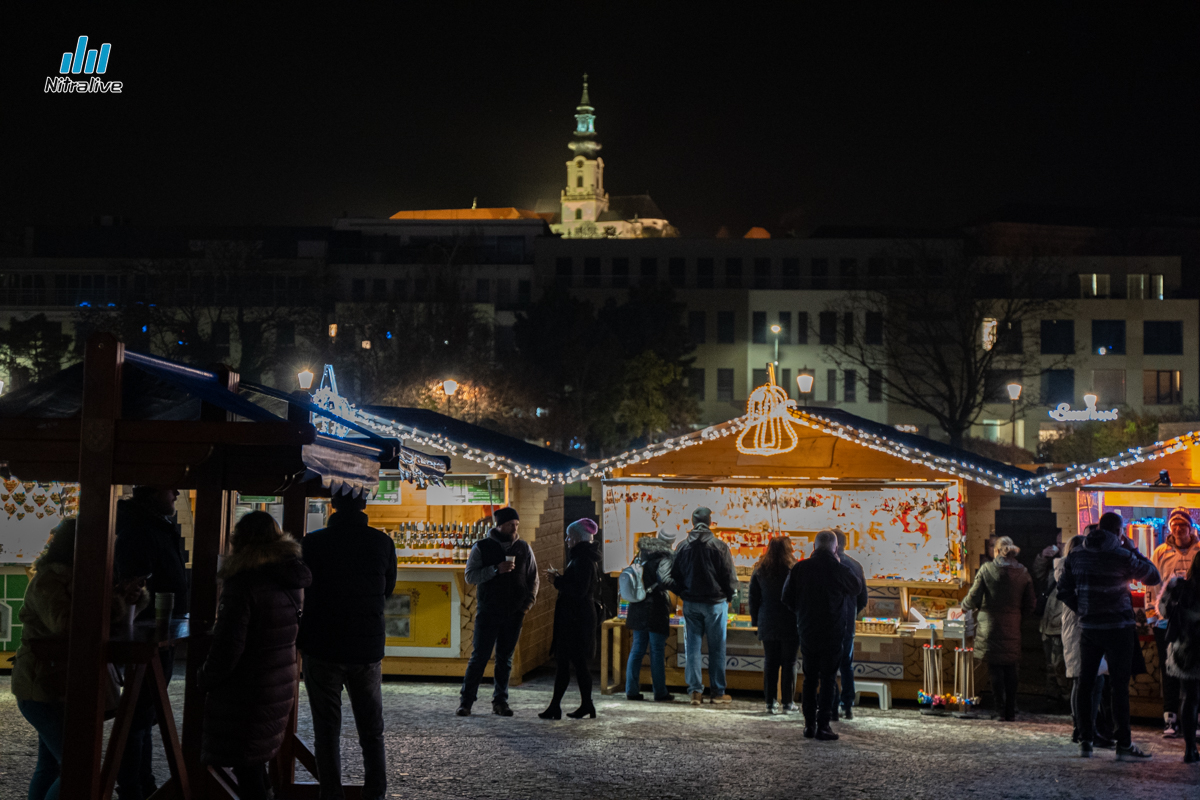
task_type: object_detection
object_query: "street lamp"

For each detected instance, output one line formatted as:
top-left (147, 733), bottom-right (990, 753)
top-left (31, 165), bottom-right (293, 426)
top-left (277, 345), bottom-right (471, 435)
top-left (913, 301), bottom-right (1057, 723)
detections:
top-left (796, 368), bottom-right (814, 407)
top-left (770, 323), bottom-right (782, 366)
top-left (297, 369), bottom-right (314, 391)
top-left (1006, 382), bottom-right (1022, 447)
top-left (442, 380), bottom-right (459, 396)
top-left (1083, 392), bottom-right (1097, 408)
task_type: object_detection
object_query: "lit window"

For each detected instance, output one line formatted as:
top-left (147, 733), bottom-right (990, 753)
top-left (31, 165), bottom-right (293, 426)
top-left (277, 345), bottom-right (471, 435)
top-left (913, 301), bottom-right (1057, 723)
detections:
top-left (1079, 273), bottom-right (1110, 299)
top-left (981, 318), bottom-right (998, 351)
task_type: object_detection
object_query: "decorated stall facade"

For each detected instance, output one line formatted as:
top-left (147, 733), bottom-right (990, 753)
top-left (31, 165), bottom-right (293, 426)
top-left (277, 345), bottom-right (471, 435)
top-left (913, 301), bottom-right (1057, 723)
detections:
top-left (590, 375), bottom-right (1030, 700)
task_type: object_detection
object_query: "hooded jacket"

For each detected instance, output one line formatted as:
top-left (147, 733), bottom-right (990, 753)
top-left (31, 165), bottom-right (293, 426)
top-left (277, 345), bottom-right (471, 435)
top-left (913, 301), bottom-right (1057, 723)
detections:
top-left (297, 508), bottom-right (396, 664)
top-left (551, 540), bottom-right (602, 659)
top-left (670, 524), bottom-right (737, 604)
top-left (200, 535), bottom-right (312, 767)
top-left (1057, 527), bottom-right (1161, 630)
top-left (1033, 553), bottom-right (1064, 637)
top-left (626, 536), bottom-right (675, 636)
top-left (114, 496), bottom-right (190, 619)
top-left (961, 556), bottom-right (1036, 665)
top-left (781, 549), bottom-right (863, 644)
top-left (1150, 538), bottom-right (1200, 616)
top-left (10, 562), bottom-right (146, 704)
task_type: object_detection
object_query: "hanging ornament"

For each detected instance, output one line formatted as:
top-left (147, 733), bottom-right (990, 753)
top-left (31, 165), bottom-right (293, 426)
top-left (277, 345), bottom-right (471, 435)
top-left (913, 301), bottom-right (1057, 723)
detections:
top-left (736, 365), bottom-right (799, 456)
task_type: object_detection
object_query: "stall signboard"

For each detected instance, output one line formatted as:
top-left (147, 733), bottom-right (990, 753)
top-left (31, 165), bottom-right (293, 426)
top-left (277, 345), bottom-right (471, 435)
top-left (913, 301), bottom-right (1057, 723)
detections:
top-left (374, 479), bottom-right (403, 505)
top-left (237, 495), bottom-right (281, 505)
top-left (0, 480), bottom-right (78, 563)
top-left (602, 482), bottom-right (965, 582)
top-left (425, 477), bottom-right (505, 506)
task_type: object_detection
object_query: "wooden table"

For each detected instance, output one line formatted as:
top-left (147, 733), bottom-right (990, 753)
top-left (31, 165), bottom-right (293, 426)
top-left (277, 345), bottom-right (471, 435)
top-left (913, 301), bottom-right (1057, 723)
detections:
top-left (599, 618), bottom-right (624, 695)
top-left (33, 619), bottom-right (193, 800)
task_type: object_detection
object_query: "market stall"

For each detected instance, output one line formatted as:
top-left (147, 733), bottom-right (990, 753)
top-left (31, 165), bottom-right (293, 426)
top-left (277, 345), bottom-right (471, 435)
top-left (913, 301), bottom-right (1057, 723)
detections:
top-left (1031, 429), bottom-right (1200, 717)
top-left (588, 376), bottom-right (1032, 701)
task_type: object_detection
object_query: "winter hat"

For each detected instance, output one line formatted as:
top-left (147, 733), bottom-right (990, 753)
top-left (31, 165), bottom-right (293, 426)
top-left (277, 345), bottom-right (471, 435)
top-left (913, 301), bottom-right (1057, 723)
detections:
top-left (692, 507), bottom-right (712, 527)
top-left (657, 525), bottom-right (678, 544)
top-left (493, 507), bottom-right (520, 526)
top-left (1169, 507), bottom-right (1194, 530)
top-left (1098, 512), bottom-right (1123, 534)
top-left (566, 518), bottom-right (597, 541)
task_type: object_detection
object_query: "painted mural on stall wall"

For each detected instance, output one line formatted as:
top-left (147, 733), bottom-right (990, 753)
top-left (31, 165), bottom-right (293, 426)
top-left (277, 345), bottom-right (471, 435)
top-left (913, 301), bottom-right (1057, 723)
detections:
top-left (602, 483), bottom-right (965, 582)
top-left (0, 480), bottom-right (78, 563)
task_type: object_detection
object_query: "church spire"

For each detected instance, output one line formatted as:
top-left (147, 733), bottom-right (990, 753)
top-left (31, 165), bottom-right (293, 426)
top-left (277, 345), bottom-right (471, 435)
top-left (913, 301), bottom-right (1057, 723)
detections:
top-left (569, 72), bottom-right (600, 158)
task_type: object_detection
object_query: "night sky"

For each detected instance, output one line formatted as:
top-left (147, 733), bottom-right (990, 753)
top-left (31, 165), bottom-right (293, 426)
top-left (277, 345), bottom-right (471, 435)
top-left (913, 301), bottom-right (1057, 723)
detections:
top-left (6, 6), bottom-right (1199, 237)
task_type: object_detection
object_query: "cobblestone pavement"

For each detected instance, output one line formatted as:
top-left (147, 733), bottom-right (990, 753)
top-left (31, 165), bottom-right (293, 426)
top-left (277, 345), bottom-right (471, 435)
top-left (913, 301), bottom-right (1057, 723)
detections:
top-left (2, 667), bottom-right (1197, 799)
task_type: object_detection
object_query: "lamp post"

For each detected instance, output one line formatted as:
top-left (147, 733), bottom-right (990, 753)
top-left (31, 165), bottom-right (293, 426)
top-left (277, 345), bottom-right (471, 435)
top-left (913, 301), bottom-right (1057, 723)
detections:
top-left (442, 379), bottom-right (459, 415)
top-left (297, 369), bottom-right (314, 391)
top-left (796, 368), bottom-right (814, 407)
top-left (770, 323), bottom-right (782, 367)
top-left (1006, 382), bottom-right (1022, 447)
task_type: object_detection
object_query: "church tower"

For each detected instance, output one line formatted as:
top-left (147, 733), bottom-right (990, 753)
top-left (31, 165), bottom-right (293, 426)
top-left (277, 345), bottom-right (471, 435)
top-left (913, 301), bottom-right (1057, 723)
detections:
top-left (559, 74), bottom-right (609, 237)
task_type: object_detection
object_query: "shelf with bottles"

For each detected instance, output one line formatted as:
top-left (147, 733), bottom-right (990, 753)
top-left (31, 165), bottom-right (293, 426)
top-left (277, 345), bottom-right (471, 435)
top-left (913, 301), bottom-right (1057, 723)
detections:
top-left (384, 520), bottom-right (491, 567)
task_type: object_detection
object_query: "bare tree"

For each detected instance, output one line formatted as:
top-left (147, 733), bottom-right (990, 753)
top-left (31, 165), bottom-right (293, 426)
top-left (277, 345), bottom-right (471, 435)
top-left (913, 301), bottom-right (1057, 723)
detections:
top-left (822, 245), bottom-right (1072, 447)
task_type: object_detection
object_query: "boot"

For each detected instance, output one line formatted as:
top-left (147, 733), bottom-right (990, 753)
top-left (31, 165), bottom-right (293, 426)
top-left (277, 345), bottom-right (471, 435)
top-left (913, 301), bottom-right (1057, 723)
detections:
top-left (567, 701), bottom-right (597, 719)
top-left (815, 724), bottom-right (839, 741)
top-left (538, 705), bottom-right (562, 720)
top-left (492, 699), bottom-right (513, 717)
top-left (803, 722), bottom-right (815, 739)
top-left (455, 703), bottom-right (472, 717)
top-left (1079, 741), bottom-right (1093, 758)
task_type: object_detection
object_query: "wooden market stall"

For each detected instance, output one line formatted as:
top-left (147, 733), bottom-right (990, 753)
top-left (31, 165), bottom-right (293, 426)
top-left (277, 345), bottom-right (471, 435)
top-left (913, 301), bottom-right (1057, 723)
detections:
top-left (1032, 430), bottom-right (1200, 718)
top-left (0, 334), bottom-right (445, 800)
top-left (586, 378), bottom-right (1033, 703)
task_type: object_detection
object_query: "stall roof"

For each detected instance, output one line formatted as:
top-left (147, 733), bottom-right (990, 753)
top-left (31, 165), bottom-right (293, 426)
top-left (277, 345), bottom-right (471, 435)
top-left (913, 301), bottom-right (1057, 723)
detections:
top-left (360, 406), bottom-right (589, 484)
top-left (581, 405), bottom-right (1035, 492)
top-left (1024, 429), bottom-right (1200, 492)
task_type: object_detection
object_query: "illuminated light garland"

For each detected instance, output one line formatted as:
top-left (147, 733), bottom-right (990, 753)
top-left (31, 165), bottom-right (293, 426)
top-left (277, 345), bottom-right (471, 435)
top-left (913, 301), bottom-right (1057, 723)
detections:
top-left (736, 382), bottom-right (799, 456)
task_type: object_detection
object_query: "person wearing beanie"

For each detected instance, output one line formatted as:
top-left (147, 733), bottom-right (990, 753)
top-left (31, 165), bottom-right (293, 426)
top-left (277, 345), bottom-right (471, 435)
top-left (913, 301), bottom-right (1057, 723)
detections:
top-left (458, 507), bottom-right (539, 717)
top-left (671, 506), bottom-right (738, 706)
top-left (1058, 511), bottom-right (1161, 759)
top-left (624, 526), bottom-right (679, 702)
top-left (1151, 507), bottom-right (1200, 739)
top-left (540, 518), bottom-right (603, 719)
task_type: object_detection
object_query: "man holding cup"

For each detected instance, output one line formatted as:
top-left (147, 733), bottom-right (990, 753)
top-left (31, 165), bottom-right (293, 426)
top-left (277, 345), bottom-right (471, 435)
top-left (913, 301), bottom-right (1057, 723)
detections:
top-left (458, 507), bottom-right (539, 716)
top-left (114, 485), bottom-right (186, 800)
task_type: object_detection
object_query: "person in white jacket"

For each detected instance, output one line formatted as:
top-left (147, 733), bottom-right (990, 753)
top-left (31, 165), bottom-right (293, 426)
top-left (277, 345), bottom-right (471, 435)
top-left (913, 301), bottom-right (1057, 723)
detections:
top-left (1150, 507), bottom-right (1200, 738)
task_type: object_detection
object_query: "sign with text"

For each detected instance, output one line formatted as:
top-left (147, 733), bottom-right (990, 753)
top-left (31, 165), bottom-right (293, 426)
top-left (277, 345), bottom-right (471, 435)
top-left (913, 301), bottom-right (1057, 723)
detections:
top-left (425, 477), bottom-right (505, 506)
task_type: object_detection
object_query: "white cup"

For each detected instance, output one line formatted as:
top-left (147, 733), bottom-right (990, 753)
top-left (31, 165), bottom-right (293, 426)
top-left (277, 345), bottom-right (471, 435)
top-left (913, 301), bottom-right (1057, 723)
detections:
top-left (505, 556), bottom-right (516, 564)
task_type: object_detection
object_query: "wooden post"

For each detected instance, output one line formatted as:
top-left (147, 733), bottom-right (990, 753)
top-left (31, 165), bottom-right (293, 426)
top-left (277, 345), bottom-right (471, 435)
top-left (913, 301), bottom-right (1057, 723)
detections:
top-left (182, 366), bottom-right (237, 798)
top-left (61, 333), bottom-right (123, 799)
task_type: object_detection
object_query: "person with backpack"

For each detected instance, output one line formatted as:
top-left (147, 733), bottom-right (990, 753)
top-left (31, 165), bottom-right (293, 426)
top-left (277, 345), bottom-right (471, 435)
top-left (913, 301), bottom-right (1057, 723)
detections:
top-left (623, 527), bottom-right (678, 702)
top-left (539, 519), bottom-right (602, 719)
top-left (671, 507), bottom-right (737, 706)
top-left (750, 536), bottom-right (798, 713)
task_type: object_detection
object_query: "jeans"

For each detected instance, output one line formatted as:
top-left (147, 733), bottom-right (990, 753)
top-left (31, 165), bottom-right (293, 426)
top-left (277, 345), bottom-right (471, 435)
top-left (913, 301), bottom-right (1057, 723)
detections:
top-left (17, 699), bottom-right (64, 800)
top-left (683, 600), bottom-right (727, 696)
top-left (801, 637), bottom-right (843, 727)
top-left (762, 639), bottom-right (799, 708)
top-left (1182, 679), bottom-right (1200, 752)
top-left (461, 610), bottom-right (525, 705)
top-left (1154, 625), bottom-right (1181, 716)
top-left (1077, 626), bottom-right (1135, 747)
top-left (117, 646), bottom-right (175, 800)
top-left (233, 764), bottom-right (270, 800)
top-left (303, 656), bottom-right (387, 800)
top-left (1042, 633), bottom-right (1069, 701)
top-left (835, 629), bottom-right (856, 710)
top-left (989, 663), bottom-right (1018, 718)
top-left (626, 630), bottom-right (668, 698)
top-left (1070, 675), bottom-right (1105, 740)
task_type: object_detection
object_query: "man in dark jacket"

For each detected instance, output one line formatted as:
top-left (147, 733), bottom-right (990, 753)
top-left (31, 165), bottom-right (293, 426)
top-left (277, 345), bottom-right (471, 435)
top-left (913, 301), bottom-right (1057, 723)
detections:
top-left (114, 485), bottom-right (184, 800)
top-left (782, 530), bottom-right (863, 741)
top-left (299, 491), bottom-right (396, 800)
top-left (1058, 511), bottom-right (1161, 760)
top-left (829, 529), bottom-right (868, 721)
top-left (458, 506), bottom-right (539, 716)
top-left (671, 507), bottom-right (737, 706)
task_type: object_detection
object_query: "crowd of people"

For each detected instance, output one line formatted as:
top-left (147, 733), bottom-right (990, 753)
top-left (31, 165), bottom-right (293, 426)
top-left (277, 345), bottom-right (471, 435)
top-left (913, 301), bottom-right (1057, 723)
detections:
top-left (11, 491), bottom-right (1200, 799)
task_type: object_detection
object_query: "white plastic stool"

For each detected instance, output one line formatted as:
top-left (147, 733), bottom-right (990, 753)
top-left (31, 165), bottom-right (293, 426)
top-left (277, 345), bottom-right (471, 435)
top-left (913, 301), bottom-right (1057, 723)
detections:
top-left (855, 680), bottom-right (892, 711)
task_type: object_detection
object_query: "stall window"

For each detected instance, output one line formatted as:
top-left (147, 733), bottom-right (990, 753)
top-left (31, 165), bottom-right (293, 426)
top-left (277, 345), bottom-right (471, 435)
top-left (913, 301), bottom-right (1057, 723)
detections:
top-left (844, 370), bottom-right (857, 403)
top-left (818, 312), bottom-right (837, 345)
top-left (688, 311), bottom-right (706, 344)
top-left (611, 257), bottom-right (629, 288)
top-left (1144, 320), bottom-right (1184, 355)
top-left (687, 368), bottom-right (705, 400)
top-left (782, 258), bottom-right (800, 289)
top-left (1091, 320), bottom-right (1125, 355)
top-left (724, 258), bottom-right (742, 289)
top-left (1040, 320), bottom-right (1075, 354)
top-left (717, 368), bottom-right (735, 402)
top-left (752, 311), bottom-right (767, 344)
top-left (826, 369), bottom-right (837, 402)
top-left (1144, 370), bottom-right (1182, 405)
top-left (697, 258), bottom-right (714, 289)
top-left (717, 311), bottom-right (735, 344)
top-left (868, 369), bottom-right (883, 402)
top-left (796, 311), bottom-right (809, 345)
top-left (1041, 369), bottom-right (1075, 406)
top-left (1092, 369), bottom-right (1125, 405)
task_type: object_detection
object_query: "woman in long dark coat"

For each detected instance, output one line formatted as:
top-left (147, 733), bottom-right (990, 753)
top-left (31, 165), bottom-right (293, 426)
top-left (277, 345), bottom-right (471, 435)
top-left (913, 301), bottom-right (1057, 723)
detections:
top-left (200, 511), bottom-right (312, 799)
top-left (750, 536), bottom-right (799, 713)
top-left (540, 518), bottom-right (602, 720)
top-left (961, 535), bottom-right (1036, 721)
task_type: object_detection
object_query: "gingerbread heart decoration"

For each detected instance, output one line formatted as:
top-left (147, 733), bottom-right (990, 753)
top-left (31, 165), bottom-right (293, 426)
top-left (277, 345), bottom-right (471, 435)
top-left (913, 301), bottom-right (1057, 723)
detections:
top-left (16, 512), bottom-right (25, 520)
top-left (33, 494), bottom-right (46, 507)
top-left (3, 479), bottom-right (18, 493)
